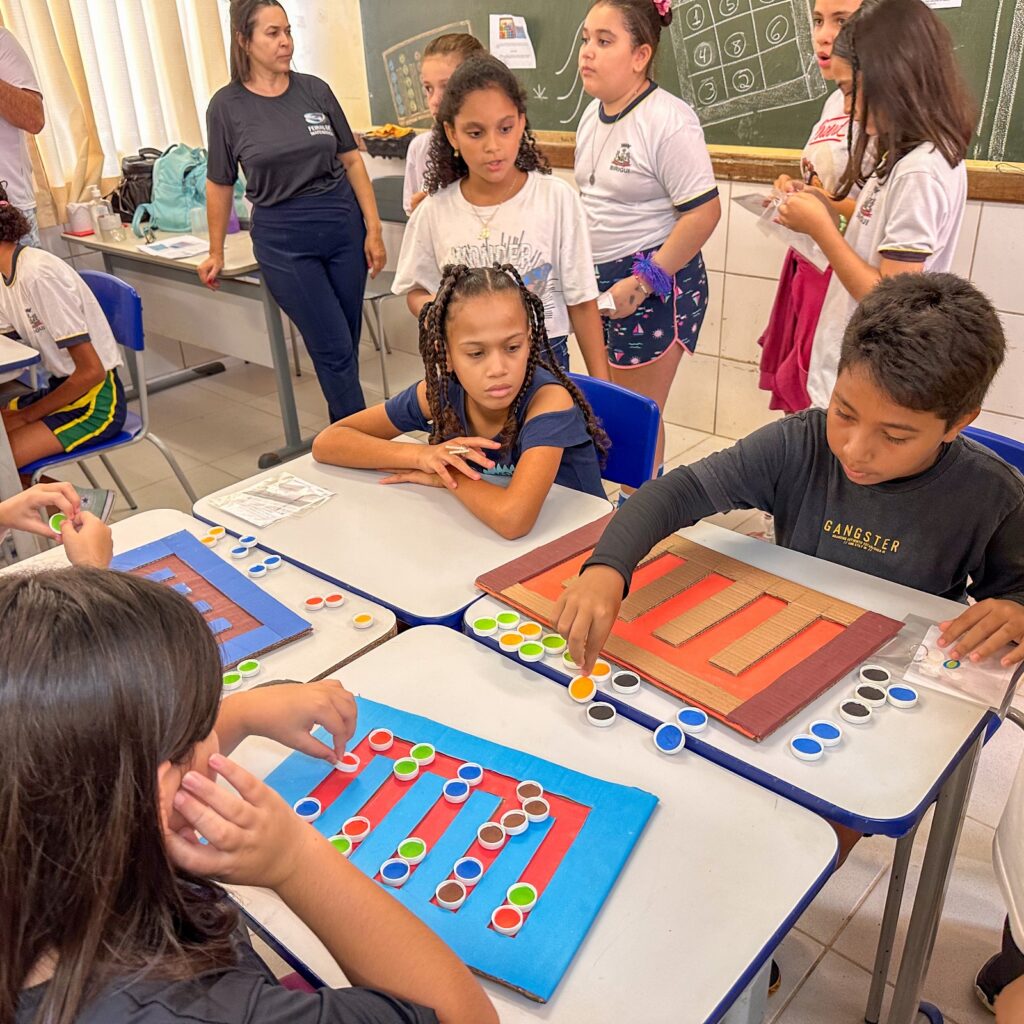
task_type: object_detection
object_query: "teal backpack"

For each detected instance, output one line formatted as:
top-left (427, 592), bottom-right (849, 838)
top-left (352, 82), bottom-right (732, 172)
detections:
top-left (130, 143), bottom-right (247, 236)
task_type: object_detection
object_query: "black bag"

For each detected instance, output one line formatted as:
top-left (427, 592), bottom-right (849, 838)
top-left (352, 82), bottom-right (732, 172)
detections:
top-left (108, 147), bottom-right (162, 220)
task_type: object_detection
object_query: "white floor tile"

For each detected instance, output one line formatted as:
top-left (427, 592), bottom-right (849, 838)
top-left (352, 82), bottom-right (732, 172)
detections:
top-left (123, 464), bottom-right (242, 516)
top-left (967, 720), bottom-right (1024, 830)
top-left (772, 950), bottom-right (893, 1024)
top-left (663, 423), bottom-right (713, 462)
top-left (764, 928), bottom-right (827, 1024)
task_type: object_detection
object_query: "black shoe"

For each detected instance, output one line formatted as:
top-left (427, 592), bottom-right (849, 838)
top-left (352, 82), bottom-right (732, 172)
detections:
top-left (975, 954), bottom-right (1000, 1014)
top-left (769, 958), bottom-right (781, 996)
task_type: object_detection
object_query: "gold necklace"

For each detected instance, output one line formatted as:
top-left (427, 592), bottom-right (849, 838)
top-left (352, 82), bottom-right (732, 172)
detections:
top-left (466, 171), bottom-right (525, 241)
top-left (588, 80), bottom-right (647, 186)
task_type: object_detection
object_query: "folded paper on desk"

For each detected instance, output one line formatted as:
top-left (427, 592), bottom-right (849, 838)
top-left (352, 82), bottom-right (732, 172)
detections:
top-left (207, 472), bottom-right (334, 529)
top-left (136, 235), bottom-right (209, 260)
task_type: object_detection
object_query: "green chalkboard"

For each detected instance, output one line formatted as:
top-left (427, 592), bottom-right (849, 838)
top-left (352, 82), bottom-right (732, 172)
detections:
top-left (360, 0), bottom-right (1024, 162)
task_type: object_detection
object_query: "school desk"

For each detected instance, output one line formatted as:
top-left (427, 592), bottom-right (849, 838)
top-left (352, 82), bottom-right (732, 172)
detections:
top-left (0, 508), bottom-right (397, 680)
top-left (229, 625), bottom-right (839, 1024)
top-left (462, 520), bottom-right (1018, 1024)
top-left (0, 336), bottom-right (44, 560)
top-left (194, 453), bottom-right (613, 628)
top-left (63, 229), bottom-right (313, 468)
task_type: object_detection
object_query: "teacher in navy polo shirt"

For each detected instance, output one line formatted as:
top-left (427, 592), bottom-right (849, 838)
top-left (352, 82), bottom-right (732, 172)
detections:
top-left (199, 0), bottom-right (385, 422)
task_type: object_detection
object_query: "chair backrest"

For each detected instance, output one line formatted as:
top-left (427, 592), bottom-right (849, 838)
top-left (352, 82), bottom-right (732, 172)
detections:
top-left (568, 373), bottom-right (660, 488)
top-left (80, 270), bottom-right (144, 352)
top-left (372, 175), bottom-right (409, 225)
top-left (963, 425), bottom-right (1024, 473)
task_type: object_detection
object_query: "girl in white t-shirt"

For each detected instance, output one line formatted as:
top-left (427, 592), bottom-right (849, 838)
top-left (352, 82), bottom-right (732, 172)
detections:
top-left (402, 32), bottom-right (485, 216)
top-left (777, 0), bottom-right (974, 408)
top-left (575, 0), bottom-right (721, 476)
top-left (393, 54), bottom-right (610, 379)
top-left (758, 0), bottom-right (864, 413)
top-left (0, 189), bottom-right (126, 470)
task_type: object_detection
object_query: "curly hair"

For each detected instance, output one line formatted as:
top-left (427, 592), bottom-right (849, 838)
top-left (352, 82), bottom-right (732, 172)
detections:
top-left (0, 182), bottom-right (30, 244)
top-left (418, 263), bottom-right (609, 465)
top-left (423, 54), bottom-right (551, 195)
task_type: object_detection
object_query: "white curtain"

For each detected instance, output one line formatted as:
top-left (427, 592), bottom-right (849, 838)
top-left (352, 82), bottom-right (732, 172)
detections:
top-left (0, 0), bottom-right (230, 223)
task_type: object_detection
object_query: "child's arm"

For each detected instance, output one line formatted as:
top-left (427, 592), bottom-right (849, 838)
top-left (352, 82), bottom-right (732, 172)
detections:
top-left (380, 384), bottom-right (578, 539)
top-left (168, 756), bottom-right (498, 1024)
top-left (216, 679), bottom-right (358, 762)
top-left (567, 300), bottom-right (611, 381)
top-left (996, 975), bottom-right (1024, 1023)
top-left (311, 382), bottom-right (499, 487)
top-left (939, 506), bottom-right (1024, 666)
top-left (1, 341), bottom-right (105, 432)
top-left (0, 481), bottom-right (79, 536)
top-left (406, 288), bottom-right (433, 319)
top-left (557, 418), bottom-right (793, 672)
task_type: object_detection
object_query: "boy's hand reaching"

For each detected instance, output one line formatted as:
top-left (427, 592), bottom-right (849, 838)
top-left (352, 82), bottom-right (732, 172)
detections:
top-left (554, 564), bottom-right (627, 675)
top-left (165, 753), bottom-right (317, 890)
top-left (938, 599), bottom-right (1024, 667)
top-left (0, 481), bottom-right (79, 537)
top-left (60, 512), bottom-right (113, 568)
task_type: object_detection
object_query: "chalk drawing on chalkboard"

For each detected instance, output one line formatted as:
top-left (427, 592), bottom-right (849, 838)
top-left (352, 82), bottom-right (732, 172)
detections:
top-left (976, 0), bottom-right (1023, 160)
top-left (553, 17), bottom-right (588, 125)
top-left (669, 0), bottom-right (826, 125)
top-left (381, 20), bottom-right (474, 126)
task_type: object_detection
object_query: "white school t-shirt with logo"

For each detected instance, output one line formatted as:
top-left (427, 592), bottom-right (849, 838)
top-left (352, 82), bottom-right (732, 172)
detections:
top-left (0, 246), bottom-right (121, 377)
top-left (0, 29), bottom-right (41, 211)
top-left (392, 171), bottom-right (598, 338)
top-left (574, 83), bottom-right (718, 264)
top-left (403, 131), bottom-right (431, 215)
top-left (806, 143), bottom-right (967, 408)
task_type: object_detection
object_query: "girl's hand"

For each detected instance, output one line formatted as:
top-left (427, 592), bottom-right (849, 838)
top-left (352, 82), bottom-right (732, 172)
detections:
top-left (773, 173), bottom-right (805, 195)
top-left (0, 481), bottom-right (80, 537)
top-left (414, 437), bottom-right (500, 489)
top-left (60, 511), bottom-right (113, 568)
top-left (938, 599), bottom-right (1024, 667)
top-left (165, 753), bottom-right (316, 890)
top-left (775, 190), bottom-right (834, 238)
top-left (197, 253), bottom-right (224, 291)
top-left (226, 679), bottom-right (358, 762)
top-left (606, 276), bottom-right (648, 320)
top-left (365, 230), bottom-right (386, 279)
top-left (380, 468), bottom-right (448, 488)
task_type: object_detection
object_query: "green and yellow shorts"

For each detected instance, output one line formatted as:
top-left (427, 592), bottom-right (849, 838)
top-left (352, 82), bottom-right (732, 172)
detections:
top-left (8, 369), bottom-right (127, 452)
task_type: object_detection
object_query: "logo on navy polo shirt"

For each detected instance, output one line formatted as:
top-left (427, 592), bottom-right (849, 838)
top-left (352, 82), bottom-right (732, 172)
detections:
top-left (304, 111), bottom-right (334, 137)
top-left (304, 112), bottom-right (327, 124)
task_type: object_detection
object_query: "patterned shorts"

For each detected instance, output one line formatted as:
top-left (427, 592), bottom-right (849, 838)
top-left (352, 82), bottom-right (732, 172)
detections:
top-left (596, 249), bottom-right (709, 368)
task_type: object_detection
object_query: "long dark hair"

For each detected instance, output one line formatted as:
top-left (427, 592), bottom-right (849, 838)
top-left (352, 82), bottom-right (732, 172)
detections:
top-left (229, 0), bottom-right (285, 84)
top-left (423, 54), bottom-right (551, 195)
top-left (418, 264), bottom-right (609, 463)
top-left (0, 569), bottom-right (237, 1024)
top-left (591, 0), bottom-right (673, 77)
top-left (832, 0), bottom-right (974, 199)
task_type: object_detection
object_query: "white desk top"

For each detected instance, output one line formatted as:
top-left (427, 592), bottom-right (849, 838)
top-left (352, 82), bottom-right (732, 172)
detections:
top-left (63, 228), bottom-right (257, 278)
top-left (231, 626), bottom-right (837, 1024)
top-left (1, 509), bottom-right (397, 683)
top-left (194, 454), bottom-right (612, 625)
top-left (0, 334), bottom-right (40, 375)
top-left (464, 521), bottom-right (990, 834)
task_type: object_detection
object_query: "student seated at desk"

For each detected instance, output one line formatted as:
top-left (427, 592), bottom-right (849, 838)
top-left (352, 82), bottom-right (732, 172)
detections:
top-left (312, 263), bottom-right (609, 539)
top-left (2, 568), bottom-right (497, 1024)
top-left (0, 481), bottom-right (111, 565)
top-left (0, 187), bottom-right (126, 471)
top-left (555, 272), bottom-right (1024, 673)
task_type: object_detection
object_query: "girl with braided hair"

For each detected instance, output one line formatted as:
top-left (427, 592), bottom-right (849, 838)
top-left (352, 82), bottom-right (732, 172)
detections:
top-left (313, 264), bottom-right (609, 540)
top-left (393, 53), bottom-right (610, 381)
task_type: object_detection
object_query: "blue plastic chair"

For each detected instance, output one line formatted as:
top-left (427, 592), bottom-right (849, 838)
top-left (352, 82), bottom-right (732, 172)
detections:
top-left (964, 426), bottom-right (1024, 472)
top-left (19, 271), bottom-right (197, 507)
top-left (568, 373), bottom-right (660, 489)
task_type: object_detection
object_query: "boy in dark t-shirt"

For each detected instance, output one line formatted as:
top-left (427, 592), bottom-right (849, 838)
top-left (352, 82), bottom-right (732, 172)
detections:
top-left (556, 272), bottom-right (1024, 674)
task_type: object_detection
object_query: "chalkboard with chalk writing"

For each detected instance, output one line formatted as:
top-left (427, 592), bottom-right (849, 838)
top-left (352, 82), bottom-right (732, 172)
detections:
top-left (359, 0), bottom-right (1024, 162)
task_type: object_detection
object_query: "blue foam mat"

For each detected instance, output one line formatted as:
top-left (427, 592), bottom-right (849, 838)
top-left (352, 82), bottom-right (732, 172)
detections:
top-left (263, 696), bottom-right (658, 1002)
top-left (111, 530), bottom-right (311, 668)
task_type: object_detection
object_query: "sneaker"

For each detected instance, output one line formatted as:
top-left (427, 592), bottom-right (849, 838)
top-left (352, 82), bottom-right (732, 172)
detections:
top-left (975, 955), bottom-right (1000, 1014)
top-left (769, 958), bottom-right (781, 995)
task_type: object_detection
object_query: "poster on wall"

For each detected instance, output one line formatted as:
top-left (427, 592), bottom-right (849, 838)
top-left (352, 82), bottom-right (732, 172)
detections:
top-left (489, 14), bottom-right (537, 69)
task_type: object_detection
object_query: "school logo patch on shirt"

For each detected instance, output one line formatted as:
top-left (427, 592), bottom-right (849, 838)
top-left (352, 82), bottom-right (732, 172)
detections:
top-left (304, 111), bottom-right (327, 124)
top-left (611, 143), bottom-right (632, 174)
top-left (857, 182), bottom-right (880, 225)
